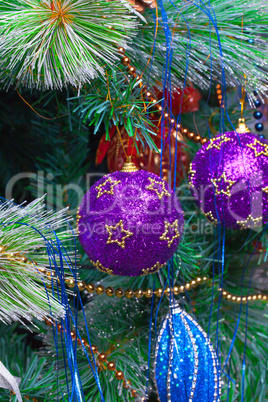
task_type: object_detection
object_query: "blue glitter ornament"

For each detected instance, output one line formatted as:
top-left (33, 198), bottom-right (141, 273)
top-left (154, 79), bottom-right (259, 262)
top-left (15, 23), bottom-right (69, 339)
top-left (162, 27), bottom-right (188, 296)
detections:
top-left (155, 303), bottom-right (221, 402)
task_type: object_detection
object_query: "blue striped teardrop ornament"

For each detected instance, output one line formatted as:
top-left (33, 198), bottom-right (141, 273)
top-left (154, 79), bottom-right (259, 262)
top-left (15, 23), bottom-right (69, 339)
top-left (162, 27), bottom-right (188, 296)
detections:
top-left (155, 303), bottom-right (221, 402)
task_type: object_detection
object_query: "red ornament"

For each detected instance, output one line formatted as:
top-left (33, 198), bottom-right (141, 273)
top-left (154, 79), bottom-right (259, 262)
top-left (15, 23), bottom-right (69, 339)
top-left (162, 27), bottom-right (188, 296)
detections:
top-left (96, 126), bottom-right (189, 186)
top-left (154, 85), bottom-right (201, 115)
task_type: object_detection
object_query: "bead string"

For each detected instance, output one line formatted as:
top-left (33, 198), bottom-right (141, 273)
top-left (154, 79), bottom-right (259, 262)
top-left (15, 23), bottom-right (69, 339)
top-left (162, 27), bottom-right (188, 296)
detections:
top-left (67, 277), bottom-right (268, 303)
top-left (253, 96), bottom-right (264, 136)
top-left (216, 83), bottom-right (265, 137)
top-left (117, 46), bottom-right (208, 145)
top-left (216, 84), bottom-right (224, 108)
top-left (1, 247), bottom-right (266, 303)
top-left (0, 246), bottom-right (72, 281)
top-left (44, 319), bottom-right (145, 401)
top-left (66, 276), bottom-right (209, 298)
top-left (219, 288), bottom-right (267, 303)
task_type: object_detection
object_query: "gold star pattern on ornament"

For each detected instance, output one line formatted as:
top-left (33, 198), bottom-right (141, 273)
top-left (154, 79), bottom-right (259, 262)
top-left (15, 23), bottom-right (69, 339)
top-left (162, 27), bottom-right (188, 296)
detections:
top-left (76, 206), bottom-right (81, 226)
top-left (246, 139), bottom-right (268, 157)
top-left (204, 211), bottom-right (218, 225)
top-left (96, 177), bottom-right (121, 199)
top-left (211, 172), bottom-right (235, 197)
top-left (105, 220), bottom-right (133, 249)
top-left (76, 214), bottom-right (81, 234)
top-left (160, 220), bottom-right (180, 247)
top-left (146, 177), bottom-right (171, 199)
top-left (206, 135), bottom-right (231, 150)
top-left (263, 186), bottom-right (268, 194)
top-left (188, 163), bottom-right (196, 188)
top-left (141, 261), bottom-right (164, 276)
top-left (76, 213), bottom-right (81, 225)
top-left (92, 260), bottom-right (114, 275)
top-left (237, 215), bottom-right (263, 229)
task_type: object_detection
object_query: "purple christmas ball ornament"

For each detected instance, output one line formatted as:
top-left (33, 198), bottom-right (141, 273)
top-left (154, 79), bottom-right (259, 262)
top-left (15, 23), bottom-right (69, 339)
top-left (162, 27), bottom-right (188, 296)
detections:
top-left (77, 163), bottom-right (184, 277)
top-left (189, 130), bottom-right (268, 229)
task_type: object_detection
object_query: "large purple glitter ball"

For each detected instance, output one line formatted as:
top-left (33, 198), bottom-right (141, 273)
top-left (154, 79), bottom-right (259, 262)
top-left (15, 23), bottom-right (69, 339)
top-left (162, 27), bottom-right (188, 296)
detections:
top-left (190, 131), bottom-right (268, 229)
top-left (77, 169), bottom-right (184, 277)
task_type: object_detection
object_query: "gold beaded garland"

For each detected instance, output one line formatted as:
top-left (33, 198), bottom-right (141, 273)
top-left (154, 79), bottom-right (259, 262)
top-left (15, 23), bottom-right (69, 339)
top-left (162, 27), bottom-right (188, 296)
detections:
top-left (66, 278), bottom-right (75, 287)
top-left (219, 288), bottom-right (267, 303)
top-left (155, 288), bottom-right (163, 297)
top-left (144, 289), bottom-right (153, 298)
top-left (98, 353), bottom-right (107, 362)
top-left (115, 288), bottom-right (124, 297)
top-left (7, 250), bottom-right (266, 306)
top-left (188, 132), bottom-right (195, 139)
top-left (115, 370), bottom-right (124, 380)
top-left (81, 338), bottom-right (88, 346)
top-left (164, 287), bottom-right (171, 295)
top-left (173, 286), bottom-right (180, 295)
top-left (216, 84), bottom-right (224, 108)
top-left (121, 56), bottom-right (130, 65)
top-left (123, 379), bottom-right (132, 389)
top-left (105, 286), bottom-right (114, 296)
top-left (95, 285), bottom-right (105, 295)
top-left (80, 277), bottom-right (267, 303)
top-left (135, 289), bottom-right (144, 298)
top-left (46, 322), bottom-right (143, 400)
top-left (86, 283), bottom-right (95, 293)
top-left (107, 361), bottom-right (116, 371)
top-left (125, 289), bottom-right (134, 298)
top-left (118, 47), bottom-right (125, 54)
top-left (127, 65), bottom-right (136, 75)
top-left (77, 281), bottom-right (86, 291)
top-left (123, 381), bottom-right (128, 389)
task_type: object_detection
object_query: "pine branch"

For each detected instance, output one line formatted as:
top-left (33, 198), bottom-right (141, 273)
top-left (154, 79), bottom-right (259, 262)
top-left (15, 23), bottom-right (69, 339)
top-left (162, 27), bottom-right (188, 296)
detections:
top-left (0, 196), bottom-right (74, 323)
top-left (0, 0), bottom-right (138, 89)
top-left (38, 297), bottom-right (149, 401)
top-left (0, 322), bottom-right (57, 401)
top-left (72, 68), bottom-right (159, 152)
top-left (129, 0), bottom-right (268, 100)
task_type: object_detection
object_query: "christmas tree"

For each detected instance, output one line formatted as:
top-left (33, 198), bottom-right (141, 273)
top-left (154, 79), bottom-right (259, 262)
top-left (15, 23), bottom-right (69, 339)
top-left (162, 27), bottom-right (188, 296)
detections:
top-left (0, 0), bottom-right (267, 401)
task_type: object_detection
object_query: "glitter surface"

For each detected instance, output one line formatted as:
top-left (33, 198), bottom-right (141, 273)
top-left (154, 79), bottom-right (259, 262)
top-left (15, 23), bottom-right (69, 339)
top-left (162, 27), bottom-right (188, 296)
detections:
top-left (155, 304), bottom-right (221, 402)
top-left (78, 170), bottom-right (184, 276)
top-left (190, 131), bottom-right (268, 229)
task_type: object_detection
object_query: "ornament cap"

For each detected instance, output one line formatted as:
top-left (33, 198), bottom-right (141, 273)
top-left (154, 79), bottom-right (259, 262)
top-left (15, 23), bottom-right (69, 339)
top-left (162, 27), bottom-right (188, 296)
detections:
top-left (121, 158), bottom-right (139, 172)
top-left (236, 118), bottom-right (250, 134)
top-left (170, 301), bottom-right (181, 314)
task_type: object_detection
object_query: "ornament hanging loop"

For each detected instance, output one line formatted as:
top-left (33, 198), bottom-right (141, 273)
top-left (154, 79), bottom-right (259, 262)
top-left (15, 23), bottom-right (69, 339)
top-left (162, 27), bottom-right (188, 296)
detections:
top-left (237, 73), bottom-right (250, 133)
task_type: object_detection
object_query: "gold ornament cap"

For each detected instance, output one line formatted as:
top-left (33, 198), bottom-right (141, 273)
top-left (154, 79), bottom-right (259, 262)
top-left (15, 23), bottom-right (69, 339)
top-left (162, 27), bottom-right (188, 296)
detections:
top-left (120, 158), bottom-right (139, 173)
top-left (236, 118), bottom-right (250, 134)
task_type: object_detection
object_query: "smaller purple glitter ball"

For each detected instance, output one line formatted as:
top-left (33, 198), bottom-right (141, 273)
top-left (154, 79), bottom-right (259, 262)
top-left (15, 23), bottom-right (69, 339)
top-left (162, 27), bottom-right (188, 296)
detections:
top-left (189, 131), bottom-right (268, 229)
top-left (77, 169), bottom-right (184, 277)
